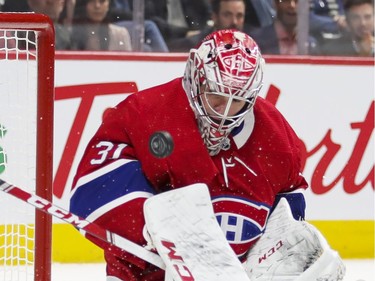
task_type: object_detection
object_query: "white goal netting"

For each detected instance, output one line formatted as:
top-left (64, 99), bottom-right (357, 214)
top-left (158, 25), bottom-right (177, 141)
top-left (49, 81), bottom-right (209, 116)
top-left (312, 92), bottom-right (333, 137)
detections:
top-left (0, 29), bottom-right (38, 281)
top-left (0, 14), bottom-right (54, 281)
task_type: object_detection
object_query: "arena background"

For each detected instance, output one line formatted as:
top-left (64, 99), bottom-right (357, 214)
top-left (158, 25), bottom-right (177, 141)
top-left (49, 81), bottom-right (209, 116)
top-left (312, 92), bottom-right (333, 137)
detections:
top-left (31, 52), bottom-right (375, 262)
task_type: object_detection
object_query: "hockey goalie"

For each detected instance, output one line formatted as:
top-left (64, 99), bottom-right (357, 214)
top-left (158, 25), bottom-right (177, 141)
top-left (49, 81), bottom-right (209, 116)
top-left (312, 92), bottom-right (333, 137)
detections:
top-left (69, 29), bottom-right (345, 280)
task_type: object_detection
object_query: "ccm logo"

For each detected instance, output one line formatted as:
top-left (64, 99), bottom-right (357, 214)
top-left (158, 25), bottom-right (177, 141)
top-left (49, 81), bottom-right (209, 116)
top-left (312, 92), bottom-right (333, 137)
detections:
top-left (161, 240), bottom-right (195, 281)
top-left (258, 240), bottom-right (284, 264)
top-left (27, 196), bottom-right (89, 228)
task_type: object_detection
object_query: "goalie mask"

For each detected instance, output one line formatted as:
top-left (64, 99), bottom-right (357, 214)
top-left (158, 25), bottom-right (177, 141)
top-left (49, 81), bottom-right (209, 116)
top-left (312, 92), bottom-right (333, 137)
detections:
top-left (183, 29), bottom-right (264, 156)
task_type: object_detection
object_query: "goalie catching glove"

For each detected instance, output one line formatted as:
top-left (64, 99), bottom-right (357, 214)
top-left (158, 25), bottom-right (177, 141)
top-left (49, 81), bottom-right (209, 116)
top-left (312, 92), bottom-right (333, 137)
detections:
top-left (243, 198), bottom-right (346, 281)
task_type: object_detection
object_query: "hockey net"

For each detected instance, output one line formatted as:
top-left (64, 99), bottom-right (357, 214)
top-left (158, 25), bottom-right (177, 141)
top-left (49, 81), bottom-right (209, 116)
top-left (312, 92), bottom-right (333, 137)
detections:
top-left (0, 13), bottom-right (54, 281)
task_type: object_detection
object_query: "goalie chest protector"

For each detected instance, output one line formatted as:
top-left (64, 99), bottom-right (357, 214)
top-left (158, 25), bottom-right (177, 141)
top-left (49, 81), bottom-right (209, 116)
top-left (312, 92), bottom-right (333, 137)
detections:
top-left (120, 77), bottom-right (307, 256)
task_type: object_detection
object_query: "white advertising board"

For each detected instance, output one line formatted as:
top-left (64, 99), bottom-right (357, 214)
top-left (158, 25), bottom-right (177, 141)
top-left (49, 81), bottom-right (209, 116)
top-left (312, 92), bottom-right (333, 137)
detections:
top-left (51, 54), bottom-right (374, 221)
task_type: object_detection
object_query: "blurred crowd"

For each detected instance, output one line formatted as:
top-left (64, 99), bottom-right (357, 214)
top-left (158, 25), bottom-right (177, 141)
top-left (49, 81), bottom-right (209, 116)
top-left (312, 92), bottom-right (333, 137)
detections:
top-left (0, 0), bottom-right (373, 56)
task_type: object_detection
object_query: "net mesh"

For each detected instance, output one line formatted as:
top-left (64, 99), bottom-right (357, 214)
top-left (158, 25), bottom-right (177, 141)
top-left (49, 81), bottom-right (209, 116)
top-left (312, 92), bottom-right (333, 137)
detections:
top-left (0, 29), bottom-right (38, 281)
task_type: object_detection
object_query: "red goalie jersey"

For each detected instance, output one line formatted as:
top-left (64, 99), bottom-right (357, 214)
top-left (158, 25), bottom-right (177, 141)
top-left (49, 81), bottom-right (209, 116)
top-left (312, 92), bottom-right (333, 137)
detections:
top-left (70, 77), bottom-right (308, 280)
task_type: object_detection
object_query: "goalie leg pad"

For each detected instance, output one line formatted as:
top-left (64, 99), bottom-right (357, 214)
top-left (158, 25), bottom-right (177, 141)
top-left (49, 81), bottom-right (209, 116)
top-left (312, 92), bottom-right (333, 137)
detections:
top-left (144, 183), bottom-right (250, 281)
top-left (243, 198), bottom-right (345, 281)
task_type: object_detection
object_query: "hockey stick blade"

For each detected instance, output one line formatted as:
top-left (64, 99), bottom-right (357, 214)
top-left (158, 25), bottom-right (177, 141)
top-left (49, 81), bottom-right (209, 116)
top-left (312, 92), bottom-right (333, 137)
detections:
top-left (0, 178), bottom-right (165, 269)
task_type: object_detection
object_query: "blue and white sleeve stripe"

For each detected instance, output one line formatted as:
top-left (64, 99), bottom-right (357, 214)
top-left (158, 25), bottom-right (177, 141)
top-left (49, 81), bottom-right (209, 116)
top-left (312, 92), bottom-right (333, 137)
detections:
top-left (70, 159), bottom-right (155, 220)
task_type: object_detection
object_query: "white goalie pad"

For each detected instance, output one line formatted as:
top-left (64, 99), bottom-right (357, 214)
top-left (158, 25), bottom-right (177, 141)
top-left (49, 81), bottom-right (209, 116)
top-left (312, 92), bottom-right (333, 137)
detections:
top-left (143, 183), bottom-right (250, 281)
top-left (243, 198), bottom-right (346, 281)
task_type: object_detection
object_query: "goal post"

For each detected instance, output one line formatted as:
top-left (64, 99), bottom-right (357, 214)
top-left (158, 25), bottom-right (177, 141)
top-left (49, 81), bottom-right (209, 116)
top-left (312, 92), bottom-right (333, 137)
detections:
top-left (0, 13), bottom-right (55, 281)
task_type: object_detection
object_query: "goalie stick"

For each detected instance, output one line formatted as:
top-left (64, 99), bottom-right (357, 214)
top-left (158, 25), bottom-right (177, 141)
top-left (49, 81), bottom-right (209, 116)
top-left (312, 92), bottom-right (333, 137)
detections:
top-left (1, 178), bottom-right (253, 280)
top-left (0, 178), bottom-right (165, 270)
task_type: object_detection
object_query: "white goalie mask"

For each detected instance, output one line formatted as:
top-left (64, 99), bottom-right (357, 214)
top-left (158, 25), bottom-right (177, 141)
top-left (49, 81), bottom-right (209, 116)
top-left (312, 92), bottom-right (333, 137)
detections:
top-left (183, 29), bottom-right (264, 156)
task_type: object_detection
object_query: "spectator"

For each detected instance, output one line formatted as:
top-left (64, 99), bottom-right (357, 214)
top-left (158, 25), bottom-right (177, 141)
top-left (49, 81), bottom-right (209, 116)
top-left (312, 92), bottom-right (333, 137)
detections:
top-left (249, 0), bottom-right (320, 55)
top-left (168, 0), bottom-right (246, 52)
top-left (109, 0), bottom-right (132, 21)
top-left (71, 0), bottom-right (132, 51)
top-left (108, 0), bottom-right (169, 52)
top-left (114, 20), bottom-right (169, 52)
top-left (2, 0), bottom-right (72, 50)
top-left (311, 0), bottom-right (346, 28)
top-left (210, 0), bottom-right (246, 30)
top-left (249, 0), bottom-right (348, 46)
top-left (322, 0), bottom-right (374, 56)
top-left (143, 0), bottom-right (212, 48)
top-left (244, 0), bottom-right (275, 29)
top-left (60, 0), bottom-right (77, 31)
top-left (309, 0), bottom-right (348, 44)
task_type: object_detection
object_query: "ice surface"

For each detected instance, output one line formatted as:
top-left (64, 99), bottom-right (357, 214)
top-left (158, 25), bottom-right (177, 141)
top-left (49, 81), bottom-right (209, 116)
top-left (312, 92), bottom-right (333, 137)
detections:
top-left (51, 259), bottom-right (375, 281)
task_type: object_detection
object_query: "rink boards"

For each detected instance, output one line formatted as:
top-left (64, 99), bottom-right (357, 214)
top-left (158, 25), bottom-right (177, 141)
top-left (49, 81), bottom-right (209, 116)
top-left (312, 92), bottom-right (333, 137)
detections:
top-left (3, 52), bottom-right (375, 262)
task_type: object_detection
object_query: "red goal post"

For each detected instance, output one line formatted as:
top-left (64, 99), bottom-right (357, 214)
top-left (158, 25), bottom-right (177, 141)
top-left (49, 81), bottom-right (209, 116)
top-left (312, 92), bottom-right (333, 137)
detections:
top-left (0, 13), bottom-right (54, 281)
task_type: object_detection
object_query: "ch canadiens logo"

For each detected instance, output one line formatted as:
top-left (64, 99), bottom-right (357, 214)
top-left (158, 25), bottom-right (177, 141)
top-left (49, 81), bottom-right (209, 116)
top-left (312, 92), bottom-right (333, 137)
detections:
top-left (212, 196), bottom-right (270, 257)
